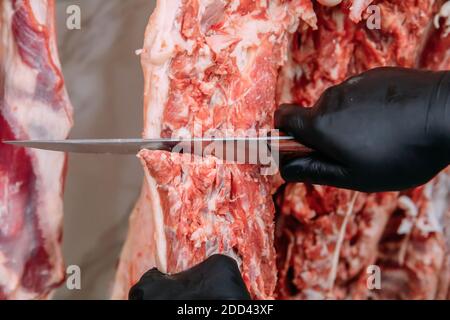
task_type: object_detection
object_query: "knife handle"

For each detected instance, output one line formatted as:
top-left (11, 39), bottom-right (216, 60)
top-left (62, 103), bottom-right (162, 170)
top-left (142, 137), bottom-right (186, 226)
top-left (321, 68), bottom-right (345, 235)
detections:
top-left (270, 139), bottom-right (313, 155)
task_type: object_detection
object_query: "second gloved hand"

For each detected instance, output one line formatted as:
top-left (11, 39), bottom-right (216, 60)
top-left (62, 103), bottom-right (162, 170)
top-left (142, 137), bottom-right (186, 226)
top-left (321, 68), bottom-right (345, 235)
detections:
top-left (128, 254), bottom-right (251, 300)
top-left (275, 67), bottom-right (450, 192)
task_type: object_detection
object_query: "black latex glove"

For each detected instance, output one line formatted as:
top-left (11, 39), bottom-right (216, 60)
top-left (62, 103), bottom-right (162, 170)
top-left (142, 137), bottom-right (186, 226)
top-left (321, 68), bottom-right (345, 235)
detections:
top-left (128, 254), bottom-right (251, 300)
top-left (275, 67), bottom-right (450, 192)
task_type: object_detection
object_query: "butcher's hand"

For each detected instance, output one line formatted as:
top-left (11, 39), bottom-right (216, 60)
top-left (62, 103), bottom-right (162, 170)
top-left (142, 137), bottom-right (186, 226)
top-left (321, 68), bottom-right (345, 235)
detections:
top-left (128, 254), bottom-right (251, 300)
top-left (275, 67), bottom-right (450, 192)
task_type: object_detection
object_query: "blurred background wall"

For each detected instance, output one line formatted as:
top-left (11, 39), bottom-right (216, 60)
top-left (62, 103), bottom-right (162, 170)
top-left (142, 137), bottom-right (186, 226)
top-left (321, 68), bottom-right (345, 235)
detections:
top-left (54, 0), bottom-right (156, 299)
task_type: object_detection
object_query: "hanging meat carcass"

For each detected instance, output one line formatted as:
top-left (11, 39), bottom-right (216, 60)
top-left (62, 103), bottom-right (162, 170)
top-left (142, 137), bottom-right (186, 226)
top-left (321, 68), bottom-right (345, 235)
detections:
top-left (0, 0), bottom-right (73, 299)
top-left (112, 0), bottom-right (315, 299)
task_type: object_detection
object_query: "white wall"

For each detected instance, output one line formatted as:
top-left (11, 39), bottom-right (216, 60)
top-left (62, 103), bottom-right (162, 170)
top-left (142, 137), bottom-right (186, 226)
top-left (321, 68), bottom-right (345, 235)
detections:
top-left (54, 0), bottom-right (156, 299)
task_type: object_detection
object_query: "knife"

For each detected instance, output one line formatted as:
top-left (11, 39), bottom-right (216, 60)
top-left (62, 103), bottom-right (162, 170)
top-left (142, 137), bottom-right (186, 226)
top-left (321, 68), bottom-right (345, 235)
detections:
top-left (3, 136), bottom-right (312, 163)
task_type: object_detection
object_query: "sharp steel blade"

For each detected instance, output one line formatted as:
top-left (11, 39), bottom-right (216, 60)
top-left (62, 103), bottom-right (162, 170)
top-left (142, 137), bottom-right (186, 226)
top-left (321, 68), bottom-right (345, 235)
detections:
top-left (3, 137), bottom-right (296, 155)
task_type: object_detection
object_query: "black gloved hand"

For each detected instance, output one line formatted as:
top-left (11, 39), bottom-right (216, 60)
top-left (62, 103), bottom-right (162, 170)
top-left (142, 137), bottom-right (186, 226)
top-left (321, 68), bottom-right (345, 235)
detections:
top-left (128, 254), bottom-right (251, 300)
top-left (275, 67), bottom-right (450, 192)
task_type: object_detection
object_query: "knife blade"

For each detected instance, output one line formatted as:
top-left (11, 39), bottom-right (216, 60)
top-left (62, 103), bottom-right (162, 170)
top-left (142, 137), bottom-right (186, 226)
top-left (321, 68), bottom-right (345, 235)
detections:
top-left (3, 137), bottom-right (312, 163)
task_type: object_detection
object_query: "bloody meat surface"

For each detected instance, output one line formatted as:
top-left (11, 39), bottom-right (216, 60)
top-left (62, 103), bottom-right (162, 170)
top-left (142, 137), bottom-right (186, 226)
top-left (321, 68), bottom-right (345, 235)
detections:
top-left (0, 0), bottom-right (73, 299)
top-left (113, 0), bottom-right (311, 299)
top-left (421, 1), bottom-right (450, 71)
top-left (276, 0), bottom-right (450, 300)
top-left (114, 0), bottom-right (450, 299)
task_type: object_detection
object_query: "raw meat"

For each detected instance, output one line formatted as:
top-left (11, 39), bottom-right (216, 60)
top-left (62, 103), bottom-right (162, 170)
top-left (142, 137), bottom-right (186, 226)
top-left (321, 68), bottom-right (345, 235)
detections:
top-left (421, 1), bottom-right (450, 70)
top-left (139, 150), bottom-right (277, 298)
top-left (369, 185), bottom-right (447, 299)
top-left (114, 0), bottom-right (450, 300)
top-left (276, 0), bottom-right (450, 299)
top-left (0, 0), bottom-right (73, 299)
top-left (275, 186), bottom-right (400, 299)
top-left (280, 0), bottom-right (441, 106)
top-left (113, 0), bottom-right (316, 299)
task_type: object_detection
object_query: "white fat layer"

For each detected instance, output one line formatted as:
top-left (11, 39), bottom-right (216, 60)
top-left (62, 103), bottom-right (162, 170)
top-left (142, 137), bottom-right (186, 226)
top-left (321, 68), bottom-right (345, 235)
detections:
top-left (317, 0), bottom-right (343, 7)
top-left (349, 0), bottom-right (373, 22)
top-left (30, 0), bottom-right (48, 26)
top-left (206, 2), bottom-right (295, 73)
top-left (142, 0), bottom-right (183, 138)
top-left (139, 155), bottom-right (168, 273)
top-left (143, 63), bottom-right (171, 138)
top-left (434, 1), bottom-right (450, 37)
top-left (206, 34), bottom-right (240, 54)
top-left (277, 36), bottom-right (301, 104)
top-left (229, 0), bottom-right (240, 12)
top-left (397, 174), bottom-right (450, 236)
top-left (397, 196), bottom-right (418, 234)
top-left (196, 45), bottom-right (213, 73)
top-left (427, 174), bottom-right (450, 235)
top-left (398, 196), bottom-right (419, 217)
top-left (142, 0), bottom-right (180, 65)
top-left (199, 0), bottom-right (226, 33)
top-left (303, 289), bottom-right (325, 300)
top-left (0, 252), bottom-right (18, 294)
